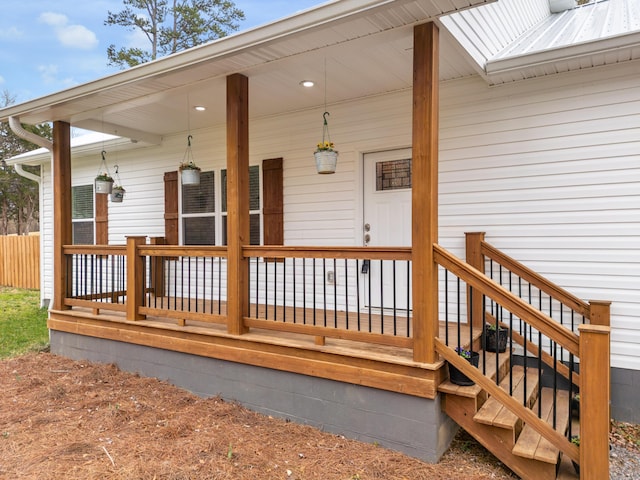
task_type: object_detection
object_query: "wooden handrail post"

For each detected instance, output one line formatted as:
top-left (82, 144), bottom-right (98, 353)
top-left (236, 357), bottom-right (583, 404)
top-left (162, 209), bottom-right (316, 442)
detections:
top-left (578, 324), bottom-right (610, 480)
top-left (126, 236), bottom-right (147, 321)
top-left (465, 232), bottom-right (486, 330)
top-left (589, 300), bottom-right (611, 326)
top-left (149, 237), bottom-right (166, 298)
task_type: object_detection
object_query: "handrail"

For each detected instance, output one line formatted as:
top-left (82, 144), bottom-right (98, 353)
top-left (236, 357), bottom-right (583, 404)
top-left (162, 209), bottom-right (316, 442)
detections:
top-left (243, 245), bottom-right (412, 261)
top-left (63, 244), bottom-right (127, 255)
top-left (480, 241), bottom-right (590, 319)
top-left (138, 245), bottom-right (228, 257)
top-left (434, 244), bottom-right (579, 356)
top-left (436, 338), bottom-right (579, 463)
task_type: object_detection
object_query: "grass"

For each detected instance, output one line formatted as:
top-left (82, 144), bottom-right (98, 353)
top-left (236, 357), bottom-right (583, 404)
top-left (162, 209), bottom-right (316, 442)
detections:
top-left (0, 287), bottom-right (48, 358)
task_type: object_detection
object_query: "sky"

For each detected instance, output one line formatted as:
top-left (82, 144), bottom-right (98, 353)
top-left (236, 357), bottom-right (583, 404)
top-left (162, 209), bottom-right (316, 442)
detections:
top-left (0, 1), bottom-right (323, 105)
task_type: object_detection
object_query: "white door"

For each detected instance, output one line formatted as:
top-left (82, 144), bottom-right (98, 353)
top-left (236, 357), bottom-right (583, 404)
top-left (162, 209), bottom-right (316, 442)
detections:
top-left (362, 148), bottom-right (412, 311)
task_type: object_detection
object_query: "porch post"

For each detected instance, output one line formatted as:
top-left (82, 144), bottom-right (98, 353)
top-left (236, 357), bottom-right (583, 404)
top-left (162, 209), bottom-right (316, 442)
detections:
top-left (226, 73), bottom-right (250, 335)
top-left (52, 121), bottom-right (72, 311)
top-left (465, 232), bottom-right (486, 330)
top-left (578, 324), bottom-right (611, 480)
top-left (412, 22), bottom-right (439, 364)
top-left (126, 236), bottom-right (146, 321)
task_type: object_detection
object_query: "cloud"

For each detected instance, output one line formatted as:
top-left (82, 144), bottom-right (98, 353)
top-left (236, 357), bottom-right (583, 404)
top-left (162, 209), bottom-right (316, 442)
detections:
top-left (38, 12), bottom-right (98, 50)
top-left (0, 26), bottom-right (24, 39)
top-left (38, 64), bottom-right (59, 84)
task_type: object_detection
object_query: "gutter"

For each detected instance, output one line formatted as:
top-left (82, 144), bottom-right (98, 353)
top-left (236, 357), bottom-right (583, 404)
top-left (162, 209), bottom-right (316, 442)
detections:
top-left (8, 116), bottom-right (51, 308)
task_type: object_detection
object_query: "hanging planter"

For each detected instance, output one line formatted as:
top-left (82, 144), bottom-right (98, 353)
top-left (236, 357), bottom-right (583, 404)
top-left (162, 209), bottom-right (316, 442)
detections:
top-left (109, 164), bottom-right (126, 202)
top-left (95, 151), bottom-right (114, 194)
top-left (314, 112), bottom-right (338, 174)
top-left (110, 186), bottom-right (126, 202)
top-left (180, 134), bottom-right (201, 185)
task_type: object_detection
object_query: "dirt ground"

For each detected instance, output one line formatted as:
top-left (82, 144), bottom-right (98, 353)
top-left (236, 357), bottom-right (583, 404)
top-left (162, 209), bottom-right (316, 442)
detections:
top-left (0, 352), bottom-right (636, 480)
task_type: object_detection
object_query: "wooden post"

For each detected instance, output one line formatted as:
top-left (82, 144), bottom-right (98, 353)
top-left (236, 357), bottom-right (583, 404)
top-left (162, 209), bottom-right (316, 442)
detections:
top-left (465, 232), bottom-right (486, 330)
top-left (578, 324), bottom-right (610, 480)
top-left (126, 236), bottom-right (147, 321)
top-left (226, 73), bottom-right (250, 335)
top-left (412, 22), bottom-right (439, 364)
top-left (52, 121), bottom-right (72, 311)
top-left (149, 237), bottom-right (166, 298)
top-left (589, 300), bottom-right (611, 326)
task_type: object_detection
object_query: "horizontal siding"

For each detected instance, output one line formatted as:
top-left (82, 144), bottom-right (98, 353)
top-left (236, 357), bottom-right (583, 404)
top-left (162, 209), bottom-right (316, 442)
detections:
top-left (439, 62), bottom-right (640, 370)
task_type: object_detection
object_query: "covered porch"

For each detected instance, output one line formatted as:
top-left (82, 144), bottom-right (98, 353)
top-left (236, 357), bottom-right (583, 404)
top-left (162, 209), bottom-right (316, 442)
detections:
top-left (2, 1), bottom-right (614, 477)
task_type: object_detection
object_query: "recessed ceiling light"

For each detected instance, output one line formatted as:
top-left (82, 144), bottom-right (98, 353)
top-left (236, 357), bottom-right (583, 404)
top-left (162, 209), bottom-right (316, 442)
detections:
top-left (194, 105), bottom-right (206, 111)
top-left (300, 80), bottom-right (315, 88)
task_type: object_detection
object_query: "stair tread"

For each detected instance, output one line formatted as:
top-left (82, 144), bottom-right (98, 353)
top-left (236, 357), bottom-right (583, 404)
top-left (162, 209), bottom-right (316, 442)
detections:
top-left (512, 388), bottom-right (571, 464)
top-left (473, 366), bottom-right (540, 429)
top-left (439, 349), bottom-right (511, 398)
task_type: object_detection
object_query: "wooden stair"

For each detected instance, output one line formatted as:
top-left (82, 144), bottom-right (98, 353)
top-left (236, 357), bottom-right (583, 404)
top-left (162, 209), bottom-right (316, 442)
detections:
top-left (439, 352), bottom-right (579, 480)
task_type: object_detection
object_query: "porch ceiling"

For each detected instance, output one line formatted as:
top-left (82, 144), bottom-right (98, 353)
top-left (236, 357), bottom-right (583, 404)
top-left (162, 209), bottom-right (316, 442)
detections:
top-left (0, 0), bottom-right (493, 143)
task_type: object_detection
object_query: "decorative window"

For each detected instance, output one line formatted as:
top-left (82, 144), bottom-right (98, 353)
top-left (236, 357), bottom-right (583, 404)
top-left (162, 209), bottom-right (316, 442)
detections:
top-left (71, 185), bottom-right (94, 244)
top-left (376, 159), bottom-right (412, 191)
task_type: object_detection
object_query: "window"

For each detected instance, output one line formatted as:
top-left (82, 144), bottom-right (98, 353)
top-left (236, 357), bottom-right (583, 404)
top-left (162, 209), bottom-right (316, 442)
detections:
top-left (182, 171), bottom-right (215, 245)
top-left (72, 185), bottom-right (94, 244)
top-left (221, 165), bottom-right (261, 245)
top-left (168, 160), bottom-right (282, 247)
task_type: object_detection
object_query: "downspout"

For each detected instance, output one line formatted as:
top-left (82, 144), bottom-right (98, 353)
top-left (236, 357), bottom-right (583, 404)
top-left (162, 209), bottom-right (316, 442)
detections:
top-left (8, 116), bottom-right (53, 308)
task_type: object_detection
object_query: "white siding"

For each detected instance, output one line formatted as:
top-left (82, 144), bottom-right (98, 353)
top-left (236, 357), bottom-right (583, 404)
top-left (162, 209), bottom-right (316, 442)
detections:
top-left (45, 59), bottom-right (640, 370)
top-left (438, 61), bottom-right (640, 371)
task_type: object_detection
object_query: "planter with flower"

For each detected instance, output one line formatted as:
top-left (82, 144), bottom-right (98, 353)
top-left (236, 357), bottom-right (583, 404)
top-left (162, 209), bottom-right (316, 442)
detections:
top-left (314, 141), bottom-right (338, 174)
top-left (110, 185), bottom-right (126, 203)
top-left (570, 436), bottom-right (580, 474)
top-left (180, 135), bottom-right (201, 185)
top-left (314, 111), bottom-right (338, 174)
top-left (179, 161), bottom-right (201, 185)
top-left (95, 172), bottom-right (114, 194)
top-left (448, 347), bottom-right (480, 386)
top-left (483, 322), bottom-right (509, 353)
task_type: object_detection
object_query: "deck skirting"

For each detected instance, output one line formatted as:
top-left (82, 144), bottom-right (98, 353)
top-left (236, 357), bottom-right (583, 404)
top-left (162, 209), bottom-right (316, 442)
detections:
top-left (49, 329), bottom-right (458, 463)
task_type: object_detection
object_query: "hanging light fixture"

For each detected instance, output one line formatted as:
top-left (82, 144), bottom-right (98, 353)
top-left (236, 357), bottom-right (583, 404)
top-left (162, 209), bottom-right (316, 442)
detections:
top-left (179, 95), bottom-right (201, 185)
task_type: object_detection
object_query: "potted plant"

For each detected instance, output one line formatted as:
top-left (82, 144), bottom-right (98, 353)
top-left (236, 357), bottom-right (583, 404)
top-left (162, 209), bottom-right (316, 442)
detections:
top-left (484, 322), bottom-right (509, 353)
top-left (95, 173), bottom-right (114, 194)
top-left (571, 393), bottom-right (580, 418)
top-left (180, 161), bottom-right (201, 185)
top-left (448, 347), bottom-right (480, 386)
top-left (314, 141), bottom-right (338, 174)
top-left (110, 185), bottom-right (126, 203)
top-left (570, 436), bottom-right (580, 474)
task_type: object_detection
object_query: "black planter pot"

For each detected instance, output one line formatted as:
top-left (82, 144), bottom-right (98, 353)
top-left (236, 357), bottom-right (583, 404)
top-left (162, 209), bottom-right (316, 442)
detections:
top-left (448, 351), bottom-right (480, 386)
top-left (484, 325), bottom-right (508, 353)
top-left (572, 460), bottom-right (580, 475)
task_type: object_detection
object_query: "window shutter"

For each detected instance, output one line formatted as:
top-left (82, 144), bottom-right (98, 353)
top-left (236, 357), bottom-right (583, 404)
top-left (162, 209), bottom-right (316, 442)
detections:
top-left (164, 171), bottom-right (179, 245)
top-left (95, 191), bottom-right (108, 244)
top-left (262, 158), bottom-right (283, 246)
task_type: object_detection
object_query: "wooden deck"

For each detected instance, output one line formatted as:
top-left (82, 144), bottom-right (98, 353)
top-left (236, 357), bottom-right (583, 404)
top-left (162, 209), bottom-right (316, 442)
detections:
top-left (48, 303), bottom-right (479, 400)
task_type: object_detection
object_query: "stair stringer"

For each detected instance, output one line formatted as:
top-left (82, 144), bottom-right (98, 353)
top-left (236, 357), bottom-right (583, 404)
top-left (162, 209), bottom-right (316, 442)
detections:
top-left (442, 393), bottom-right (557, 480)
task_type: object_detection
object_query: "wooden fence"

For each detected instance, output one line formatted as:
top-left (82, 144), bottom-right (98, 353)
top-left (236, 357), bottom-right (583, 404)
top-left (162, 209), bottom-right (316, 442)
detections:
top-left (0, 234), bottom-right (40, 289)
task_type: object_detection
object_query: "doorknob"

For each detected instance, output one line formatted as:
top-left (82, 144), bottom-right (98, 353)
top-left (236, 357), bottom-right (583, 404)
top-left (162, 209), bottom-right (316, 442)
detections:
top-left (364, 223), bottom-right (371, 232)
top-left (364, 233), bottom-right (371, 244)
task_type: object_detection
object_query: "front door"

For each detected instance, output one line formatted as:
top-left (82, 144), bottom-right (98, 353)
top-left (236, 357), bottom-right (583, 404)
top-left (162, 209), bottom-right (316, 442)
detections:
top-left (362, 148), bottom-right (412, 311)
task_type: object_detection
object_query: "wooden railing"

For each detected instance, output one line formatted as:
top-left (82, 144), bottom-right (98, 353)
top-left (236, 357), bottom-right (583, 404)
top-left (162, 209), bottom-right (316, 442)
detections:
top-left (243, 246), bottom-right (413, 348)
top-left (439, 234), bottom-right (611, 479)
top-left (63, 239), bottom-right (414, 351)
top-left (0, 234), bottom-right (39, 289)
